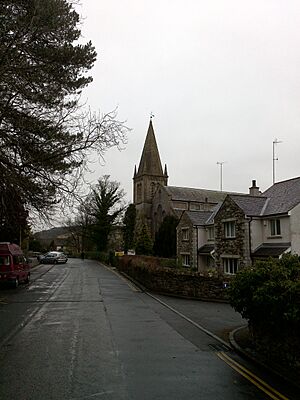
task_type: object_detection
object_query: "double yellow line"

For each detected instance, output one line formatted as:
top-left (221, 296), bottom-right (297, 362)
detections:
top-left (216, 351), bottom-right (289, 400)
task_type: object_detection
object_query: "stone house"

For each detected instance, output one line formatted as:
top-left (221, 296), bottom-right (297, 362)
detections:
top-left (177, 177), bottom-right (300, 275)
top-left (176, 210), bottom-right (213, 269)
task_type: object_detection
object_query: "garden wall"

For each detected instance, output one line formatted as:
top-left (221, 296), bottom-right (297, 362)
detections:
top-left (117, 255), bottom-right (230, 302)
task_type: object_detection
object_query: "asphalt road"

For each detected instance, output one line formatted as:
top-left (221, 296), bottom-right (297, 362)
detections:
top-left (0, 259), bottom-right (298, 400)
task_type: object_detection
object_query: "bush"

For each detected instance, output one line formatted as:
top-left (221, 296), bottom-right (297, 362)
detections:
top-left (229, 254), bottom-right (300, 366)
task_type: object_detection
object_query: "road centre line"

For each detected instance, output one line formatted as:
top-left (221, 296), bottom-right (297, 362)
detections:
top-left (216, 351), bottom-right (289, 400)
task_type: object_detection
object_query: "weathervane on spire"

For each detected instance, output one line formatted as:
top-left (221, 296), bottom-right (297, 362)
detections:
top-left (150, 112), bottom-right (155, 120)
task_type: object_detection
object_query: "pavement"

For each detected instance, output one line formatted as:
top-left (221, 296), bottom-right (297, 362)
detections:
top-left (230, 324), bottom-right (300, 392)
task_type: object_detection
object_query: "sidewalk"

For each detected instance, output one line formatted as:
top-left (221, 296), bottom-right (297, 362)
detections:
top-left (230, 325), bottom-right (300, 391)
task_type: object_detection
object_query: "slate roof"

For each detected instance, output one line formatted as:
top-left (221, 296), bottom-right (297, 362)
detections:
top-left (165, 186), bottom-right (240, 203)
top-left (206, 203), bottom-right (222, 224)
top-left (137, 120), bottom-right (164, 176)
top-left (198, 244), bottom-right (215, 255)
top-left (262, 177), bottom-right (300, 215)
top-left (230, 195), bottom-right (268, 216)
top-left (184, 211), bottom-right (213, 226)
top-left (252, 242), bottom-right (291, 257)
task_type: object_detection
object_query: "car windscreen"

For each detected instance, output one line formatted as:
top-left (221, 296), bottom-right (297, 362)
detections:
top-left (0, 255), bottom-right (10, 266)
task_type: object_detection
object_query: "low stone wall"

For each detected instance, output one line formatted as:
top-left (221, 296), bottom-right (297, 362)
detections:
top-left (118, 256), bottom-right (230, 302)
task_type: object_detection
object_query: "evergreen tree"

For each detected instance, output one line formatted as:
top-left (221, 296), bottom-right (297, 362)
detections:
top-left (123, 204), bottom-right (136, 252)
top-left (0, 1), bottom-right (128, 226)
top-left (134, 217), bottom-right (153, 255)
top-left (153, 215), bottom-right (178, 258)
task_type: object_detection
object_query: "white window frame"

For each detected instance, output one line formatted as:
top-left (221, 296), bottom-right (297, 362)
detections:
top-left (224, 221), bottom-right (236, 238)
top-left (223, 258), bottom-right (238, 275)
top-left (181, 253), bottom-right (190, 267)
top-left (182, 228), bottom-right (189, 241)
top-left (270, 219), bottom-right (281, 236)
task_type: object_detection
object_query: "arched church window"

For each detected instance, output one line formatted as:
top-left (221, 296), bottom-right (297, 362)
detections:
top-left (137, 183), bottom-right (142, 203)
top-left (150, 182), bottom-right (156, 199)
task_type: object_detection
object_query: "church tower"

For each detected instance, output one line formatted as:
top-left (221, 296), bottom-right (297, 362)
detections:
top-left (133, 119), bottom-right (168, 225)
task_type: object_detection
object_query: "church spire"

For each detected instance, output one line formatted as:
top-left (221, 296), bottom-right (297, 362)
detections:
top-left (137, 119), bottom-right (163, 176)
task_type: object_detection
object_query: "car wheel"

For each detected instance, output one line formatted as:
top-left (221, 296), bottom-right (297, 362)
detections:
top-left (12, 278), bottom-right (19, 288)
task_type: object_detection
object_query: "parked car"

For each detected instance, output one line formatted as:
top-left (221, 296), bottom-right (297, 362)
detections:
top-left (37, 253), bottom-right (45, 262)
top-left (0, 242), bottom-right (30, 287)
top-left (40, 251), bottom-right (68, 264)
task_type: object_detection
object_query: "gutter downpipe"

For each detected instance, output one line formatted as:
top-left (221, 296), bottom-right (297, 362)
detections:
top-left (248, 217), bottom-right (253, 266)
top-left (197, 226), bottom-right (199, 271)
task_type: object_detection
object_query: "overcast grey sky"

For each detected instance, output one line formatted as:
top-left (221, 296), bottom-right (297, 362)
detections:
top-left (78, 0), bottom-right (300, 201)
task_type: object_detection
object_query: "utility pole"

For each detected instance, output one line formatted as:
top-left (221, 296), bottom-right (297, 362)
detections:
top-left (272, 139), bottom-right (282, 184)
top-left (217, 161), bottom-right (226, 191)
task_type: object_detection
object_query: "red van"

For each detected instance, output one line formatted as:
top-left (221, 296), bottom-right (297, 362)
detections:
top-left (0, 242), bottom-right (30, 287)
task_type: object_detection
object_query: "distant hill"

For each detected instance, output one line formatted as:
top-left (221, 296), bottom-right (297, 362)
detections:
top-left (34, 227), bottom-right (69, 241)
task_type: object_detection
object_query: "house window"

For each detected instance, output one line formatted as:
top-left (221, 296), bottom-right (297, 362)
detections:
top-left (270, 219), bottom-right (281, 236)
top-left (224, 221), bottom-right (236, 238)
top-left (223, 258), bottom-right (238, 275)
top-left (207, 226), bottom-right (215, 240)
top-left (182, 228), bottom-right (189, 241)
top-left (181, 253), bottom-right (190, 267)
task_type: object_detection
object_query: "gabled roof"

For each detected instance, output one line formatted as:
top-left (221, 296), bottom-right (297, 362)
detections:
top-left (184, 210), bottom-right (213, 226)
top-left (262, 177), bottom-right (300, 215)
top-left (164, 186), bottom-right (240, 203)
top-left (137, 120), bottom-right (164, 176)
top-left (230, 194), bottom-right (268, 216)
top-left (206, 203), bottom-right (222, 224)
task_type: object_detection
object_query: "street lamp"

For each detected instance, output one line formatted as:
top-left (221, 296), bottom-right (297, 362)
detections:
top-left (217, 161), bottom-right (226, 191)
top-left (272, 139), bottom-right (282, 184)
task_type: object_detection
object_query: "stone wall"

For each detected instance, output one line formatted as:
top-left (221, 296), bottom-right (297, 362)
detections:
top-left (214, 196), bottom-right (250, 272)
top-left (118, 255), bottom-right (230, 301)
top-left (176, 212), bottom-right (195, 268)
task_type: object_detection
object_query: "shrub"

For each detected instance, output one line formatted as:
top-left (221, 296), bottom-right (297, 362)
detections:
top-left (229, 254), bottom-right (300, 366)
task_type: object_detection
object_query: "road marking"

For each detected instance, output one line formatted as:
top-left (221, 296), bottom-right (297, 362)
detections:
top-left (146, 292), bottom-right (231, 349)
top-left (216, 351), bottom-right (289, 400)
top-left (146, 292), bottom-right (290, 400)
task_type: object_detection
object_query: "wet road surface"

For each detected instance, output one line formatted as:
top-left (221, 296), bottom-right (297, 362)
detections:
top-left (0, 259), bottom-right (298, 399)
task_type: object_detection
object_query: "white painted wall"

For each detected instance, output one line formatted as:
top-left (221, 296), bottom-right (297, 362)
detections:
top-left (261, 216), bottom-right (290, 243)
top-left (289, 203), bottom-right (300, 254)
top-left (250, 219), bottom-right (263, 251)
top-left (197, 226), bottom-right (206, 248)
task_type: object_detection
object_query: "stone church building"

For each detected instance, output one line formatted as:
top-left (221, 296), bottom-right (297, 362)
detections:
top-left (133, 120), bottom-right (300, 274)
top-left (133, 119), bottom-right (234, 236)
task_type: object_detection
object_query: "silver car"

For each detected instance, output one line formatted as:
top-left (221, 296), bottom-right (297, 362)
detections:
top-left (40, 251), bottom-right (68, 264)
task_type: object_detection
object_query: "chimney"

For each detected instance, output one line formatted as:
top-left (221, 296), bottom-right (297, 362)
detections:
top-left (249, 180), bottom-right (260, 196)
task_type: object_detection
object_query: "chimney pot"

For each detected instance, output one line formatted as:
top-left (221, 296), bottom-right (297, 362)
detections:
top-left (249, 180), bottom-right (260, 196)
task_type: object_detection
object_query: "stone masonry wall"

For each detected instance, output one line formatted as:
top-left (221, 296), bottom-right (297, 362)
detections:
top-left (118, 255), bottom-right (230, 301)
top-left (214, 196), bottom-right (250, 272)
top-left (176, 213), bottom-right (195, 268)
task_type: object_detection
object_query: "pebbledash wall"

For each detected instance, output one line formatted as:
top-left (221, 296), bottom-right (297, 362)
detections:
top-left (117, 255), bottom-right (231, 302)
